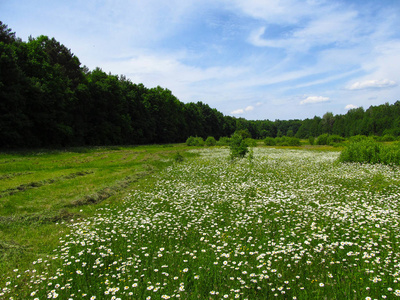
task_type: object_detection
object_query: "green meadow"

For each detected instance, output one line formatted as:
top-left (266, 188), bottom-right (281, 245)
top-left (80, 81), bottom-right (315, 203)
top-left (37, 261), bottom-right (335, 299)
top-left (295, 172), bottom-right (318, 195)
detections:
top-left (1, 145), bottom-right (400, 299)
top-left (0, 144), bottom-right (195, 296)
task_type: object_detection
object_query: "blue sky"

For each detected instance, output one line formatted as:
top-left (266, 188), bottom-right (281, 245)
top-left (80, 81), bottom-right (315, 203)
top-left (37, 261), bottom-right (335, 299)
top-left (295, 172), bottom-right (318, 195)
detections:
top-left (2, 0), bottom-right (400, 120)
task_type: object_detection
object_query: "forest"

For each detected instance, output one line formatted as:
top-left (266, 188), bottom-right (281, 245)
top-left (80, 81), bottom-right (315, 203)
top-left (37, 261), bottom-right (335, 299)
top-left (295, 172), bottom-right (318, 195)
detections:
top-left (1, 21), bottom-right (399, 148)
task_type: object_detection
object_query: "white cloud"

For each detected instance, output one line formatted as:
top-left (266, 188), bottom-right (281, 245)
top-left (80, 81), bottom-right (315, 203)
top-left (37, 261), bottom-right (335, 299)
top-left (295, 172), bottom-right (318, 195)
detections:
top-left (100, 51), bottom-right (248, 103)
top-left (347, 79), bottom-right (397, 90)
top-left (231, 105), bottom-right (254, 115)
top-left (6, 0), bottom-right (400, 121)
top-left (300, 96), bottom-right (329, 105)
top-left (231, 109), bottom-right (245, 115)
top-left (345, 104), bottom-right (358, 110)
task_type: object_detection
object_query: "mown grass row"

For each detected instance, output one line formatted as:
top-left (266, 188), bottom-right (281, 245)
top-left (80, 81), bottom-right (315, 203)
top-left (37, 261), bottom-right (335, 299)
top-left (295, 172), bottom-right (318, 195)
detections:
top-left (0, 144), bottom-right (198, 295)
top-left (2, 147), bottom-right (400, 299)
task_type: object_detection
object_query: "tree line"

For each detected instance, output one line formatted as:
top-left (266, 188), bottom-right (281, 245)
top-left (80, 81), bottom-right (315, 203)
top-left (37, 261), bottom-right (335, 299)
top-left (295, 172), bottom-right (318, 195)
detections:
top-left (1, 21), bottom-right (399, 149)
top-left (239, 102), bottom-right (400, 141)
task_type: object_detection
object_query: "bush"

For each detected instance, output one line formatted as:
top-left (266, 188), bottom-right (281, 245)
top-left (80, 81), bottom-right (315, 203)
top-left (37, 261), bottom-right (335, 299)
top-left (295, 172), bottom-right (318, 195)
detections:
top-left (236, 129), bottom-right (252, 139)
top-left (173, 152), bottom-right (184, 162)
top-left (327, 135), bottom-right (345, 145)
top-left (380, 143), bottom-right (400, 165)
top-left (288, 137), bottom-right (301, 146)
top-left (370, 135), bottom-right (380, 141)
top-left (378, 134), bottom-right (396, 142)
top-left (245, 138), bottom-right (257, 147)
top-left (308, 136), bottom-right (315, 145)
top-left (340, 139), bottom-right (400, 165)
top-left (275, 136), bottom-right (301, 146)
top-left (217, 137), bottom-right (231, 146)
top-left (339, 138), bottom-right (382, 164)
top-left (316, 134), bottom-right (329, 145)
top-left (229, 132), bottom-right (249, 159)
top-left (205, 136), bottom-right (217, 146)
top-left (349, 135), bottom-right (368, 143)
top-left (264, 137), bottom-right (276, 146)
top-left (275, 137), bottom-right (288, 146)
top-left (186, 136), bottom-right (195, 146)
top-left (195, 137), bottom-right (205, 146)
top-left (186, 136), bottom-right (204, 146)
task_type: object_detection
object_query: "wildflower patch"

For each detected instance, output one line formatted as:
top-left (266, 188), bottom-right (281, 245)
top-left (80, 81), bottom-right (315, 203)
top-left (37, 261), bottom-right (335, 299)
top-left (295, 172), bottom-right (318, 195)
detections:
top-left (2, 148), bottom-right (400, 299)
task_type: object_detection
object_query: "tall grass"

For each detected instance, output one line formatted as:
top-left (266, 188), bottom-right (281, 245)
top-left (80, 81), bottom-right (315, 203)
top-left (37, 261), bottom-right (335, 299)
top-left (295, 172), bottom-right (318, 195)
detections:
top-left (339, 138), bottom-right (400, 165)
top-left (3, 148), bottom-right (400, 299)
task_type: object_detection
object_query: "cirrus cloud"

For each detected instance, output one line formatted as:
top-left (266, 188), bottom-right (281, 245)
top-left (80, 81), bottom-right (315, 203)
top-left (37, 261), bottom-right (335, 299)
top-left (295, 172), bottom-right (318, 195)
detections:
top-left (347, 79), bottom-right (397, 90)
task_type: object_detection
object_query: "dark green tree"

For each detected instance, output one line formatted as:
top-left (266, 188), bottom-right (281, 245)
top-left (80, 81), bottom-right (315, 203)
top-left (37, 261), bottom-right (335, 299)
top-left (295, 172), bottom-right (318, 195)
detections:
top-left (0, 24), bottom-right (30, 147)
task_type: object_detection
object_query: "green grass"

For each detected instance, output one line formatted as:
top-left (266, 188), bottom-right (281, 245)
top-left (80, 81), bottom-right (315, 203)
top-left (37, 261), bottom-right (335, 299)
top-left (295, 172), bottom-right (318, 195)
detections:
top-left (2, 146), bottom-right (400, 299)
top-left (0, 144), bottom-right (198, 295)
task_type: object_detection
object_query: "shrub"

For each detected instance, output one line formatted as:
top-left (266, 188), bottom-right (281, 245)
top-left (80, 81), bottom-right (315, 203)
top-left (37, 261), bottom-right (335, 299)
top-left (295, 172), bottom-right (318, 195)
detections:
top-left (186, 136), bottom-right (195, 146)
top-left (245, 138), bottom-right (257, 147)
top-left (327, 135), bottom-right (345, 145)
top-left (173, 152), bottom-right (184, 162)
top-left (339, 138), bottom-right (382, 164)
top-left (288, 137), bottom-right (301, 146)
top-left (308, 136), bottom-right (315, 145)
top-left (275, 136), bottom-right (301, 146)
top-left (229, 132), bottom-right (249, 159)
top-left (194, 137), bottom-right (205, 146)
top-left (186, 136), bottom-right (204, 146)
top-left (264, 137), bottom-right (276, 146)
top-left (205, 136), bottom-right (217, 146)
top-left (217, 137), bottom-right (231, 146)
top-left (316, 134), bottom-right (329, 145)
top-left (380, 143), bottom-right (400, 165)
top-left (340, 139), bottom-right (400, 165)
top-left (370, 135), bottom-right (380, 141)
top-left (349, 135), bottom-right (368, 143)
top-left (378, 134), bottom-right (396, 142)
top-left (236, 129), bottom-right (252, 139)
top-left (275, 137), bottom-right (288, 146)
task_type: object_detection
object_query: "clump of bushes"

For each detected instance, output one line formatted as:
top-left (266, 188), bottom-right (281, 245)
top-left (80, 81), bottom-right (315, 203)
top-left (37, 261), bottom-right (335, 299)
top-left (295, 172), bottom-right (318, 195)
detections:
top-left (245, 138), bottom-right (257, 147)
top-left (349, 135), bottom-right (368, 143)
top-left (377, 134), bottom-right (396, 142)
top-left (205, 136), bottom-right (217, 146)
top-left (327, 134), bottom-right (345, 145)
top-left (276, 136), bottom-right (301, 146)
top-left (186, 136), bottom-right (204, 146)
top-left (339, 138), bottom-right (400, 165)
top-left (263, 136), bottom-right (300, 146)
top-left (316, 134), bottom-right (329, 145)
top-left (264, 137), bottom-right (276, 146)
top-left (316, 134), bottom-right (345, 146)
top-left (217, 137), bottom-right (231, 146)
